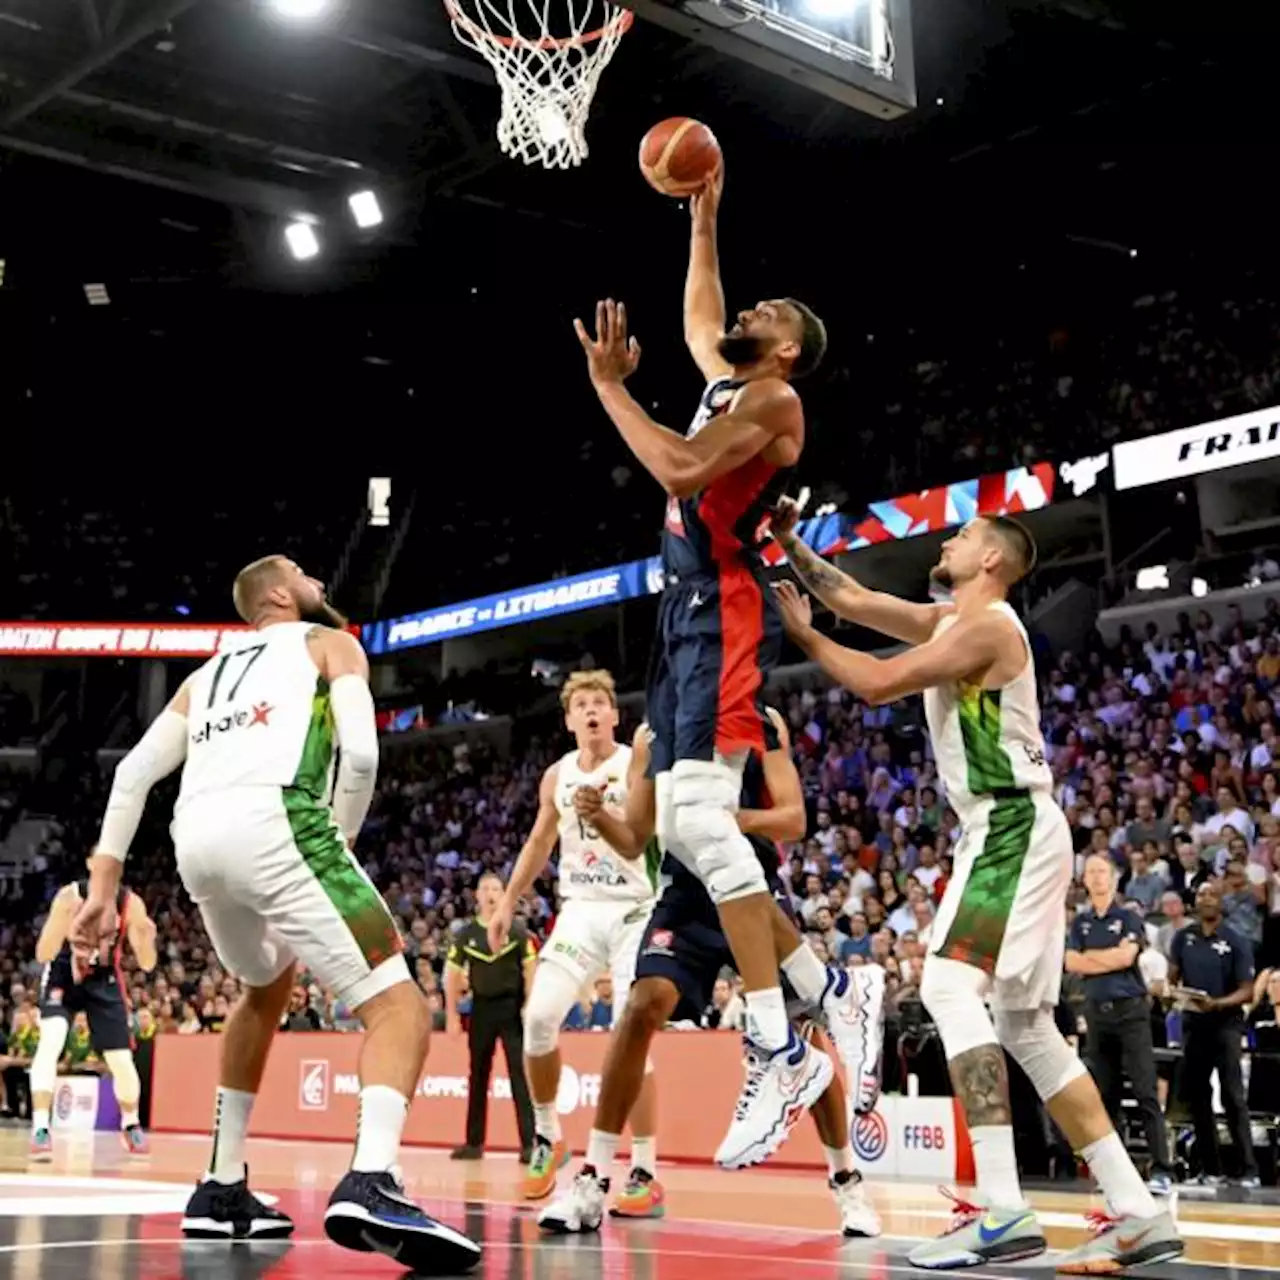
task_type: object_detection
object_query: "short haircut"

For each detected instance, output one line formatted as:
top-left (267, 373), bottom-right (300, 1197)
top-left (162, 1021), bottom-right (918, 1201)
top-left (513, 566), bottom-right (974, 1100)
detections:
top-left (478, 870), bottom-right (503, 889)
top-left (232, 554), bottom-right (287, 623)
top-left (560, 669), bottom-right (617, 712)
top-left (982, 515), bottom-right (1037, 582)
top-left (782, 298), bottom-right (827, 379)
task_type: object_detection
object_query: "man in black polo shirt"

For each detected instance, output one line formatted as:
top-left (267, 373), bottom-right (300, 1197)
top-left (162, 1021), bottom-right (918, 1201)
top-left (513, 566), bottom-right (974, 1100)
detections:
top-left (1169, 880), bottom-right (1258, 1188)
top-left (444, 872), bottom-right (537, 1162)
top-left (1067, 854), bottom-right (1173, 1192)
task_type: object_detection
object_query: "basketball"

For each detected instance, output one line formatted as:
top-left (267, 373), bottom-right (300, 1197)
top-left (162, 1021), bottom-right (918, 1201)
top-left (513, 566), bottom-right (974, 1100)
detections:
top-left (639, 117), bottom-right (721, 197)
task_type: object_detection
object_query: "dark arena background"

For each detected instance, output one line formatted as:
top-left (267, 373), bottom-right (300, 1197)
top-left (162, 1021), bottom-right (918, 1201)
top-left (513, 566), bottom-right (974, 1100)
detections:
top-left (1, 0), bottom-right (1280, 1276)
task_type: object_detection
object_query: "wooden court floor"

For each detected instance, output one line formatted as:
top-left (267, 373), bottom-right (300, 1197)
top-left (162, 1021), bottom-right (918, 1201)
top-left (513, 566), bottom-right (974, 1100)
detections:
top-left (0, 1128), bottom-right (1277, 1279)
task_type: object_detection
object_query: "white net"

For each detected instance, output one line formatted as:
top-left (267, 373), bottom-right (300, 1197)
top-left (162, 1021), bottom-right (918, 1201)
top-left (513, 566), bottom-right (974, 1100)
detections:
top-left (444, 0), bottom-right (632, 169)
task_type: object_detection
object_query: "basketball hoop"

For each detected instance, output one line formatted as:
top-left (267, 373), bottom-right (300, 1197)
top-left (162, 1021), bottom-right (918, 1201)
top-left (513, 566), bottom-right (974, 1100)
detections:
top-left (443, 0), bottom-right (632, 169)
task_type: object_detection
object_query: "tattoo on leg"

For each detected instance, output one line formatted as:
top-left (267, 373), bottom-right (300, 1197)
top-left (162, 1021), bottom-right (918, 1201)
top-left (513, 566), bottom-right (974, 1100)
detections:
top-left (948, 1043), bottom-right (1012, 1128)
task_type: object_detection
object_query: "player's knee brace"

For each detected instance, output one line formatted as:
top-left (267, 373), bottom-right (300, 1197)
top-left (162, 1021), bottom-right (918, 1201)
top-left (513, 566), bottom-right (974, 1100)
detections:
top-left (919, 955), bottom-right (1000, 1060)
top-left (103, 1049), bottom-right (141, 1106)
top-left (522, 962), bottom-right (582, 1058)
top-left (993, 1005), bottom-right (1086, 1102)
top-left (654, 771), bottom-right (682, 862)
top-left (29, 1016), bottom-right (68, 1095)
top-left (670, 760), bottom-right (767, 905)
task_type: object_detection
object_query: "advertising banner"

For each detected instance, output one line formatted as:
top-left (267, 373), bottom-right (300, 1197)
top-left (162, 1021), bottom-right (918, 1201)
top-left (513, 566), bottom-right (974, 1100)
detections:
top-left (1111, 405), bottom-right (1280, 491)
top-left (154, 1031), bottom-right (971, 1176)
top-left (0, 623), bottom-right (255, 658)
top-left (50, 1076), bottom-right (101, 1132)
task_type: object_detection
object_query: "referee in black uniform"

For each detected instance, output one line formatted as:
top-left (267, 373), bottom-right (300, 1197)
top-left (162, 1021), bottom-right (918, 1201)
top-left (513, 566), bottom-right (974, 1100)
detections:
top-left (1066, 854), bottom-right (1173, 1189)
top-left (1169, 880), bottom-right (1259, 1188)
top-left (445, 871), bottom-right (536, 1161)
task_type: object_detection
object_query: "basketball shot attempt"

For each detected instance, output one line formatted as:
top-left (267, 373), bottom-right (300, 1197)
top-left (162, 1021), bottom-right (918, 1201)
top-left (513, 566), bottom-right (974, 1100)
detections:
top-left (771, 509), bottom-right (1183, 1273)
top-left (488, 670), bottom-right (660, 1208)
top-left (573, 143), bottom-right (884, 1167)
top-left (70, 556), bottom-right (481, 1275)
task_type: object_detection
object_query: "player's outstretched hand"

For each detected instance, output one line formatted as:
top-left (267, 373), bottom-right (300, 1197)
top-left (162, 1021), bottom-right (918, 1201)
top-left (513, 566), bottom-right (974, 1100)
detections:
top-left (690, 163), bottom-right (723, 227)
top-left (771, 492), bottom-right (808, 539)
top-left (487, 899), bottom-right (513, 955)
top-left (70, 891), bottom-right (117, 981)
top-left (574, 299), bottom-right (641, 386)
top-left (773, 579), bottom-right (814, 638)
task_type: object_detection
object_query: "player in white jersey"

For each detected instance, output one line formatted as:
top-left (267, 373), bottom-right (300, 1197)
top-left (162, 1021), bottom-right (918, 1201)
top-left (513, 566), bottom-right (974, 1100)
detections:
top-left (70, 554), bottom-right (480, 1275)
top-left (772, 510), bottom-right (1182, 1275)
top-left (488, 670), bottom-right (661, 1205)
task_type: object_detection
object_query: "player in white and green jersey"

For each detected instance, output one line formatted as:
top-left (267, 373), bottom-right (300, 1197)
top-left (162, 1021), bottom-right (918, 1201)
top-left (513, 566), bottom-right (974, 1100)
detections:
top-left (71, 554), bottom-right (480, 1274)
top-left (771, 508), bottom-right (1181, 1276)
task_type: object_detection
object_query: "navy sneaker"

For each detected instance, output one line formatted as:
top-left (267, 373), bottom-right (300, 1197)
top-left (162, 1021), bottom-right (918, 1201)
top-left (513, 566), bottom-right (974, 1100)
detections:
top-left (181, 1175), bottom-right (294, 1240)
top-left (324, 1170), bottom-right (481, 1275)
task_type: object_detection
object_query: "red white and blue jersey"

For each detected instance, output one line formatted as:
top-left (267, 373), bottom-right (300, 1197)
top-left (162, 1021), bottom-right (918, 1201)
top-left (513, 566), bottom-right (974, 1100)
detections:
top-left (661, 378), bottom-right (795, 579)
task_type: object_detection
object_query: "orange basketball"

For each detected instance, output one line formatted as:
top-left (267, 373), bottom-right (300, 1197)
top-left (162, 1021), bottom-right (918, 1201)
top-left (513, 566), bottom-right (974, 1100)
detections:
top-left (639, 117), bottom-right (721, 197)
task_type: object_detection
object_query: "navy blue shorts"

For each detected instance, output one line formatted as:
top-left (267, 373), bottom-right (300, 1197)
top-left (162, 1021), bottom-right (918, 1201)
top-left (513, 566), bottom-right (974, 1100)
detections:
top-left (39, 958), bottom-right (133, 1052)
top-left (635, 853), bottom-right (801, 1022)
top-left (645, 566), bottom-right (782, 775)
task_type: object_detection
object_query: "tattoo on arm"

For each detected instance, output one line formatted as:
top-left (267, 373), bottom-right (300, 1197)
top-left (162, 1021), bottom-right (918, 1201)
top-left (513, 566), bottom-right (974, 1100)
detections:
top-left (782, 533), bottom-right (851, 596)
top-left (948, 1043), bottom-right (1012, 1128)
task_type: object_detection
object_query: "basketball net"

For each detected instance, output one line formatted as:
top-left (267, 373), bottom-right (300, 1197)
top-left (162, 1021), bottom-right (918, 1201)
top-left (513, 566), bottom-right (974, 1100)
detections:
top-left (444, 0), bottom-right (631, 169)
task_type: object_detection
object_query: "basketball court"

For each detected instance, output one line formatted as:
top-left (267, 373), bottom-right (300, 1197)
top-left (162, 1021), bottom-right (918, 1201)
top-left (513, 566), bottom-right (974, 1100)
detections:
top-left (1, 1131), bottom-right (1276, 1279)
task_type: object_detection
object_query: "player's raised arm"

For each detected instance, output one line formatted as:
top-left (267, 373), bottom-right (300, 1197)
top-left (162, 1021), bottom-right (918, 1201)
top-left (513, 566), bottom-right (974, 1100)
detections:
top-left (492, 764), bottom-right (561, 951)
top-left (772, 497), bottom-right (950, 645)
top-left (315, 628), bottom-right (378, 842)
top-left (574, 724), bottom-right (657, 858)
top-left (684, 166), bottom-right (734, 382)
top-left (774, 580), bottom-right (1014, 706)
top-left (36, 885), bottom-right (76, 965)
top-left (738, 710), bottom-right (805, 843)
top-left (125, 894), bottom-right (159, 974)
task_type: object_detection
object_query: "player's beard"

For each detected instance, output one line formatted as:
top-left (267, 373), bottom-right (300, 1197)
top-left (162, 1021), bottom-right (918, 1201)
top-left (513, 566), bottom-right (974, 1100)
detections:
top-left (301, 599), bottom-right (349, 629)
top-left (929, 562), bottom-right (954, 591)
top-left (717, 331), bottom-right (766, 367)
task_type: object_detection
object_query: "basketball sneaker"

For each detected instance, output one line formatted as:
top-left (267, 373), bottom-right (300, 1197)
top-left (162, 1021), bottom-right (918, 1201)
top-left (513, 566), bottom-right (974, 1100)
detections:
top-left (714, 1027), bottom-right (834, 1170)
top-left (538, 1168), bottom-right (608, 1234)
top-left (1054, 1208), bottom-right (1183, 1274)
top-left (324, 1169), bottom-right (481, 1273)
top-left (907, 1191), bottom-right (1045, 1269)
top-left (181, 1174), bottom-right (294, 1240)
top-left (29, 1127), bottom-right (52, 1163)
top-left (831, 1171), bottom-right (880, 1238)
top-left (821, 964), bottom-right (885, 1115)
top-left (523, 1135), bottom-right (569, 1200)
top-left (610, 1168), bottom-right (666, 1219)
top-left (121, 1125), bottom-right (150, 1157)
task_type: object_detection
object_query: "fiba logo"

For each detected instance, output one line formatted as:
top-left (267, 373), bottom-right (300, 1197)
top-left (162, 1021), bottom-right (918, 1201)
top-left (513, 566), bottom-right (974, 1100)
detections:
top-left (555, 1066), bottom-right (580, 1115)
top-left (299, 1060), bottom-right (329, 1111)
top-left (851, 1109), bottom-right (888, 1163)
top-left (54, 1083), bottom-right (74, 1123)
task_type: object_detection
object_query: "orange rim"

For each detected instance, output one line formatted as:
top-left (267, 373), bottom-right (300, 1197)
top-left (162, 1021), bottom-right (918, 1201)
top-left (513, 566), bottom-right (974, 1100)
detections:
top-left (442, 0), bottom-right (633, 51)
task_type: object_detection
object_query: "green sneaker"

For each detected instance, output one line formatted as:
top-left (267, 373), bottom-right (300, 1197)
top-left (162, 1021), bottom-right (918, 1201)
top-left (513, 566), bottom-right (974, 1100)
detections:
top-left (908, 1192), bottom-right (1045, 1270)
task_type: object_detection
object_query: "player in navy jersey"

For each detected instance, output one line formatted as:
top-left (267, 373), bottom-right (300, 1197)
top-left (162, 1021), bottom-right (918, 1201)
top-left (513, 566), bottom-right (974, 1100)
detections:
top-left (30, 862), bottom-right (157, 1160)
top-left (574, 163), bottom-right (883, 1168)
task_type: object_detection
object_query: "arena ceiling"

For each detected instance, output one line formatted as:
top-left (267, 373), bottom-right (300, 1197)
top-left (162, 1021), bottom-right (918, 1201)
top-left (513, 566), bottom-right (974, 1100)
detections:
top-left (0, 0), bottom-right (1275, 300)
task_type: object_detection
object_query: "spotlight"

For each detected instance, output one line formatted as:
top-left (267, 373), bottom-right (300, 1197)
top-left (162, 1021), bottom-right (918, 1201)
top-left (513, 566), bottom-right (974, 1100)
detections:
top-left (348, 190), bottom-right (383, 229)
top-left (270, 0), bottom-right (329, 17)
top-left (84, 283), bottom-right (110, 305)
top-left (285, 221), bottom-right (320, 261)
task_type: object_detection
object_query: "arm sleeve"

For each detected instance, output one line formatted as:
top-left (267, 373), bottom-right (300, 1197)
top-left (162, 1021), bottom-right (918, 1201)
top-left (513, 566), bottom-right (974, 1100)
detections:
top-left (329, 673), bottom-right (379, 842)
top-left (96, 710), bottom-right (189, 862)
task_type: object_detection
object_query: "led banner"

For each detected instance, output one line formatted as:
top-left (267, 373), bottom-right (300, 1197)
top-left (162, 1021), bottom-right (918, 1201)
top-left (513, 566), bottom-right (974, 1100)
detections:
top-left (362, 557), bottom-right (664, 656)
top-left (0, 622), bottom-right (254, 658)
top-left (1111, 405), bottom-right (1280, 491)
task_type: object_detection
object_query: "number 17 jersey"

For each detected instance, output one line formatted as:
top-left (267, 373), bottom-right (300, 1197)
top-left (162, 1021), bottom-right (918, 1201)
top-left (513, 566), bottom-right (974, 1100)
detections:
top-left (554, 744), bottom-right (654, 903)
top-left (176, 621), bottom-right (338, 812)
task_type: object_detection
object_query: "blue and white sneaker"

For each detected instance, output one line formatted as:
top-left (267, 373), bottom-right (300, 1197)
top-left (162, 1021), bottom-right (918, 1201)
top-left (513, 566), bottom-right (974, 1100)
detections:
top-left (714, 1027), bottom-right (834, 1170)
top-left (822, 964), bottom-right (885, 1115)
top-left (324, 1170), bottom-right (481, 1274)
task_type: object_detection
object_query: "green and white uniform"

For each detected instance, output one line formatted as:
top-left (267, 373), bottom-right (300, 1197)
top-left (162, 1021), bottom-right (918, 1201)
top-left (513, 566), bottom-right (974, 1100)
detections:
top-left (171, 622), bottom-right (403, 1006)
top-left (538, 744), bottom-right (657, 1022)
top-left (924, 601), bottom-right (1072, 1010)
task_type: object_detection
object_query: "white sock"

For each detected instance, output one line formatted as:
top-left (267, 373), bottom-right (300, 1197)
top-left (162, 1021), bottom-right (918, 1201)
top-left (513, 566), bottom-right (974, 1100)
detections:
top-left (1083, 1132), bottom-right (1159, 1218)
top-left (32, 1108), bottom-right (50, 1132)
top-left (351, 1085), bottom-right (409, 1173)
top-left (585, 1128), bottom-right (620, 1175)
top-left (971, 1125), bottom-right (1028, 1211)
top-left (533, 1102), bottom-right (562, 1143)
top-left (208, 1086), bottom-right (255, 1184)
top-left (744, 987), bottom-right (790, 1051)
top-left (631, 1136), bottom-right (656, 1176)
top-left (780, 944), bottom-right (829, 1005)
top-left (120, 1108), bottom-right (140, 1129)
top-left (823, 1143), bottom-right (854, 1179)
